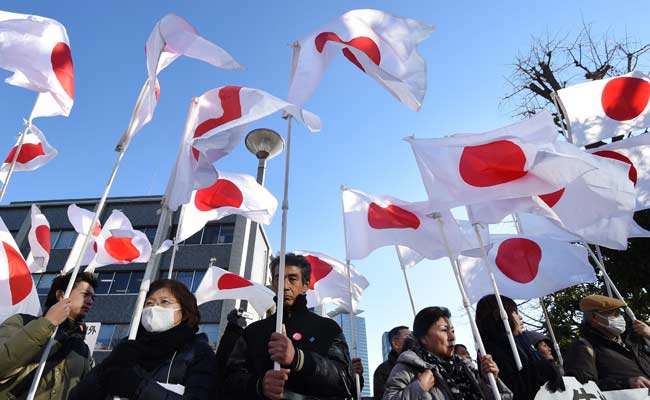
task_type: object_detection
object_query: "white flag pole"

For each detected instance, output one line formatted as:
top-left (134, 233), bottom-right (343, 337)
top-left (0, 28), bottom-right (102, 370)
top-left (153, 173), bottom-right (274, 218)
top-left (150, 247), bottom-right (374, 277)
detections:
top-left (0, 124), bottom-right (31, 202)
top-left (594, 245), bottom-right (613, 297)
top-left (395, 246), bottom-right (417, 317)
top-left (512, 213), bottom-right (564, 366)
top-left (25, 78), bottom-right (153, 400)
top-left (127, 97), bottom-right (199, 341)
top-left (430, 212), bottom-right (501, 400)
top-left (167, 204), bottom-right (186, 279)
top-left (466, 205), bottom-right (523, 371)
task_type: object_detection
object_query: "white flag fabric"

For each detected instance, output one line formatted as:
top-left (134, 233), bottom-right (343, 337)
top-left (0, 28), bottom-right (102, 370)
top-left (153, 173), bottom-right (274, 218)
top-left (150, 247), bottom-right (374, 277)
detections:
top-left (0, 217), bottom-right (41, 323)
top-left (458, 236), bottom-right (596, 302)
top-left (61, 204), bottom-right (101, 273)
top-left (0, 124), bottom-right (58, 183)
top-left (0, 10), bottom-right (74, 119)
top-left (407, 111), bottom-right (596, 208)
top-left (168, 85), bottom-right (321, 210)
top-left (86, 210), bottom-right (151, 272)
top-left (287, 9), bottom-right (434, 111)
top-left (26, 204), bottom-right (50, 273)
top-left (293, 250), bottom-right (369, 312)
top-left (116, 14), bottom-right (244, 149)
top-left (557, 71), bottom-right (650, 147)
top-left (176, 170), bottom-right (278, 242)
top-left (395, 245), bottom-right (423, 270)
top-left (195, 265), bottom-right (274, 316)
top-left (342, 188), bottom-right (464, 260)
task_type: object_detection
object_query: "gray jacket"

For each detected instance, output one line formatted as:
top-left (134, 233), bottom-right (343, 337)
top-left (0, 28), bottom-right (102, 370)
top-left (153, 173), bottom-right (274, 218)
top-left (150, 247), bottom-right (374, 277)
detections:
top-left (383, 350), bottom-right (513, 400)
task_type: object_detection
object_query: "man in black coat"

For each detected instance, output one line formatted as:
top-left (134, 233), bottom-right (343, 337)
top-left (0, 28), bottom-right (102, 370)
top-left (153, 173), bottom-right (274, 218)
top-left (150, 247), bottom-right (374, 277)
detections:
top-left (224, 253), bottom-right (355, 399)
top-left (372, 325), bottom-right (409, 399)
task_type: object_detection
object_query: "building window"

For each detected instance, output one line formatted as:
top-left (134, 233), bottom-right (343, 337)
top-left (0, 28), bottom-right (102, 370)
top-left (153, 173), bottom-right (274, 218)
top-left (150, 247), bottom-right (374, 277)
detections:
top-left (127, 271), bottom-right (144, 294)
top-left (95, 324), bottom-right (129, 351)
top-left (192, 270), bottom-right (206, 292)
top-left (36, 273), bottom-right (56, 295)
top-left (178, 223), bottom-right (234, 246)
top-left (198, 323), bottom-right (220, 350)
top-left (95, 272), bottom-right (115, 295)
top-left (52, 230), bottom-right (77, 249)
top-left (109, 272), bottom-right (130, 294)
top-left (159, 270), bottom-right (206, 294)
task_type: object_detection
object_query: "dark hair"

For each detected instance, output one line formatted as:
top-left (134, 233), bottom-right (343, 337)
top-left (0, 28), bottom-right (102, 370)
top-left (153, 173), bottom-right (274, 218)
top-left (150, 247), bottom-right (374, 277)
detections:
top-left (454, 344), bottom-right (468, 352)
top-left (269, 253), bottom-right (311, 285)
top-left (45, 272), bottom-right (98, 309)
top-left (413, 306), bottom-right (451, 339)
top-left (475, 294), bottom-right (519, 342)
top-left (388, 325), bottom-right (409, 343)
top-left (147, 279), bottom-right (200, 328)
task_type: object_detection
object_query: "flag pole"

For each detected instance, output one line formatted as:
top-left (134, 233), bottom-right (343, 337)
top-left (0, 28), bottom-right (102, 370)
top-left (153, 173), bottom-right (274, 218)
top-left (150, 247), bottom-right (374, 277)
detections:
top-left (430, 213), bottom-right (501, 400)
top-left (466, 206), bottom-right (523, 371)
top-left (128, 97), bottom-right (199, 340)
top-left (395, 246), bottom-right (417, 317)
top-left (25, 79), bottom-right (153, 400)
top-left (167, 205), bottom-right (185, 279)
top-left (0, 123), bottom-right (31, 202)
top-left (594, 245), bottom-right (613, 297)
top-left (512, 213), bottom-right (564, 366)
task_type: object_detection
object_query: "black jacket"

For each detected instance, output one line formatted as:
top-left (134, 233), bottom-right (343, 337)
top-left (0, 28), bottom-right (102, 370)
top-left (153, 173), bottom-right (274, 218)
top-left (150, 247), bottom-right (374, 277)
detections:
top-left (564, 324), bottom-right (650, 390)
top-left (70, 333), bottom-right (215, 400)
top-left (215, 321), bottom-right (244, 395)
top-left (373, 350), bottom-right (398, 399)
top-left (223, 294), bottom-right (355, 399)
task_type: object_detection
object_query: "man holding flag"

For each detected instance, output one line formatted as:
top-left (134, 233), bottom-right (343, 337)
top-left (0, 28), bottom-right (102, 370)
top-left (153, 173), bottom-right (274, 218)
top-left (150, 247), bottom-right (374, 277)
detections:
top-left (224, 253), bottom-right (356, 399)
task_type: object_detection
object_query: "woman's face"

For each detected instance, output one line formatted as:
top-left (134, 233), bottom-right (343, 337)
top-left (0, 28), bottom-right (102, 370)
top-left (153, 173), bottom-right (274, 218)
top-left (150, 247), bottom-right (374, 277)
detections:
top-left (144, 287), bottom-right (183, 326)
top-left (511, 310), bottom-right (524, 336)
top-left (420, 317), bottom-right (456, 359)
top-left (536, 341), bottom-right (554, 361)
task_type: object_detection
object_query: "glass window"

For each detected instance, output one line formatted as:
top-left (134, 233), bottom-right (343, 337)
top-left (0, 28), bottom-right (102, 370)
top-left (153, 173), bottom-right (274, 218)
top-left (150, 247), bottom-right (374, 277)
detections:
top-left (95, 324), bottom-right (115, 351)
top-left (36, 274), bottom-right (55, 295)
top-left (198, 323), bottom-right (220, 351)
top-left (182, 229), bottom-right (202, 245)
top-left (53, 230), bottom-right (77, 249)
top-left (192, 270), bottom-right (206, 293)
top-left (216, 224), bottom-right (234, 244)
top-left (143, 227), bottom-right (157, 244)
top-left (110, 324), bottom-right (129, 348)
top-left (31, 274), bottom-right (41, 287)
top-left (127, 271), bottom-right (144, 294)
top-left (201, 225), bottom-right (219, 244)
top-left (95, 272), bottom-right (114, 295)
top-left (109, 272), bottom-right (130, 294)
top-left (175, 271), bottom-right (194, 291)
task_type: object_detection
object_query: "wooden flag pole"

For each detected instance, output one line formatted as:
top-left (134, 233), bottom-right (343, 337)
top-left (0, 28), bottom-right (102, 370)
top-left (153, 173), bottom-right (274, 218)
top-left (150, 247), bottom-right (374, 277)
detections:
top-left (466, 206), bottom-right (523, 371)
top-left (431, 213), bottom-right (502, 400)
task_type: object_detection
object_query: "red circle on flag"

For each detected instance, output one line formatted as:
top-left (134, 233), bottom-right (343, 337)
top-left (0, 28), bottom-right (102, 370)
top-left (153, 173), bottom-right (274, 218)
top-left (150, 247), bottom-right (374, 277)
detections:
top-left (52, 42), bottom-right (74, 99)
top-left (539, 188), bottom-right (565, 208)
top-left (593, 150), bottom-right (638, 185)
top-left (35, 225), bottom-right (51, 253)
top-left (315, 32), bottom-right (381, 72)
top-left (305, 255), bottom-right (334, 290)
top-left (104, 237), bottom-right (141, 262)
top-left (217, 273), bottom-right (253, 290)
top-left (367, 203), bottom-right (420, 230)
top-left (4, 241), bottom-right (32, 305)
top-left (601, 76), bottom-right (650, 121)
top-left (4, 143), bottom-right (45, 164)
top-left (459, 140), bottom-right (528, 187)
top-left (195, 179), bottom-right (244, 212)
top-left (494, 238), bottom-right (541, 284)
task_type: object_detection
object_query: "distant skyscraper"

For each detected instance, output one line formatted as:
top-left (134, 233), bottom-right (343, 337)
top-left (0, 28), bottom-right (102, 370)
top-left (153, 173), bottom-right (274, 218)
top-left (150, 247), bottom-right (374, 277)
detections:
top-left (333, 313), bottom-right (370, 398)
top-left (381, 331), bottom-right (391, 361)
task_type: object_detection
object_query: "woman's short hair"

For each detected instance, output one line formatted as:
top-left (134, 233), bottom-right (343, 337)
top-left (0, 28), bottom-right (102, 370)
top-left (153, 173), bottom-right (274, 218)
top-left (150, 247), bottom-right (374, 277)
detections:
top-left (413, 306), bottom-right (451, 339)
top-left (475, 294), bottom-right (518, 342)
top-left (147, 279), bottom-right (200, 328)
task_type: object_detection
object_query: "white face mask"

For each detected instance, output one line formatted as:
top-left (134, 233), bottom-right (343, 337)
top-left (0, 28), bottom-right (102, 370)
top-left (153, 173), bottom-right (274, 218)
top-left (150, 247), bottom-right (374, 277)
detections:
top-left (598, 313), bottom-right (626, 336)
top-left (141, 306), bottom-right (180, 333)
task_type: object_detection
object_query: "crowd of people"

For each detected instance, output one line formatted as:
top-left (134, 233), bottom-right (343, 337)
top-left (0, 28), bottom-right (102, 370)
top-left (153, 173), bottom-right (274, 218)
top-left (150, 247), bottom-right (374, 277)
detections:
top-left (0, 253), bottom-right (649, 399)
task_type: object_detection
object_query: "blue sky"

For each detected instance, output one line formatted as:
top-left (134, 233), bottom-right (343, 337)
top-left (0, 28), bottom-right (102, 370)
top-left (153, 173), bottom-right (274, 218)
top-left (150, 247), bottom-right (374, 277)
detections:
top-left (2, 0), bottom-right (649, 389)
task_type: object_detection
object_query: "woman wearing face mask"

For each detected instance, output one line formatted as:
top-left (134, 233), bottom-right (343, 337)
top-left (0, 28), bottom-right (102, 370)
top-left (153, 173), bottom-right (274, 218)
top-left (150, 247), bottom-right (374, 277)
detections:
top-left (70, 279), bottom-right (215, 399)
top-left (475, 295), bottom-right (564, 400)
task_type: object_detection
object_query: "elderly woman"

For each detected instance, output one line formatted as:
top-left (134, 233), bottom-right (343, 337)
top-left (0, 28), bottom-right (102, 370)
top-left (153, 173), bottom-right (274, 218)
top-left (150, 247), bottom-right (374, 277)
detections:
top-left (384, 306), bottom-right (512, 400)
top-left (476, 295), bottom-right (564, 400)
top-left (70, 279), bottom-right (215, 399)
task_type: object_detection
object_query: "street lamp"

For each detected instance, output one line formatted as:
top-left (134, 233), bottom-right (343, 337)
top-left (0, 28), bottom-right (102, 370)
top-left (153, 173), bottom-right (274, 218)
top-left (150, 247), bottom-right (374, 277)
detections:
top-left (245, 128), bottom-right (284, 185)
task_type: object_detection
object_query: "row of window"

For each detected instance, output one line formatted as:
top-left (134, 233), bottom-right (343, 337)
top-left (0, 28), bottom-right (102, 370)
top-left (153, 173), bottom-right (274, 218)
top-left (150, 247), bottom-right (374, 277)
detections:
top-left (95, 323), bottom-right (220, 351)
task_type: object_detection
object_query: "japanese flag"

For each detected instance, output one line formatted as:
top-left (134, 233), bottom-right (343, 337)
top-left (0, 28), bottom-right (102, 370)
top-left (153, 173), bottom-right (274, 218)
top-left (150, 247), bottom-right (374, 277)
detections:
top-left (0, 10), bottom-right (74, 119)
top-left (176, 171), bottom-right (277, 243)
top-left (557, 71), bottom-right (650, 147)
top-left (0, 217), bottom-right (41, 323)
top-left (86, 210), bottom-right (151, 272)
top-left (167, 85), bottom-right (321, 210)
top-left (195, 265), bottom-right (274, 316)
top-left (458, 236), bottom-right (596, 302)
top-left (61, 204), bottom-right (101, 273)
top-left (0, 124), bottom-right (58, 183)
top-left (293, 250), bottom-right (369, 313)
top-left (116, 14), bottom-right (245, 149)
top-left (406, 111), bottom-right (596, 207)
top-left (26, 204), bottom-right (50, 273)
top-left (287, 9), bottom-right (434, 111)
top-left (342, 188), bottom-right (464, 261)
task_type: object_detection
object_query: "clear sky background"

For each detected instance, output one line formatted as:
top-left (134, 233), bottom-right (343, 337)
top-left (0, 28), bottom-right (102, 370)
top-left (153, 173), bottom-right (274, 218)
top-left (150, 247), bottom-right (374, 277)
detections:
top-left (1, 0), bottom-right (649, 393)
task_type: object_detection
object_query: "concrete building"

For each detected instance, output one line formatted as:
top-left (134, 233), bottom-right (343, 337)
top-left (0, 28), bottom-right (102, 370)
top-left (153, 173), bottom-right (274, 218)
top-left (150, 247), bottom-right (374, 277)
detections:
top-left (332, 313), bottom-right (371, 398)
top-left (2, 195), bottom-right (272, 360)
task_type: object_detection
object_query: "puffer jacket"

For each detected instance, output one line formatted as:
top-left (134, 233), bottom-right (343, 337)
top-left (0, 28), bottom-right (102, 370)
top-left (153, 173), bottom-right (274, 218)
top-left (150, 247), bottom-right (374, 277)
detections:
top-left (374, 350), bottom-right (398, 400)
top-left (383, 350), bottom-right (512, 400)
top-left (0, 314), bottom-right (92, 400)
top-left (69, 333), bottom-right (214, 400)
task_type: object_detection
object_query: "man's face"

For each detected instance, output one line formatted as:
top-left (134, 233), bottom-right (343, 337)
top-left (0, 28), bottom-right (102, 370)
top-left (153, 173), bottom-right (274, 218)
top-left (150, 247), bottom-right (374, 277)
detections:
top-left (390, 328), bottom-right (410, 353)
top-left (590, 309), bottom-right (621, 335)
top-left (272, 265), bottom-right (309, 306)
top-left (58, 281), bottom-right (95, 321)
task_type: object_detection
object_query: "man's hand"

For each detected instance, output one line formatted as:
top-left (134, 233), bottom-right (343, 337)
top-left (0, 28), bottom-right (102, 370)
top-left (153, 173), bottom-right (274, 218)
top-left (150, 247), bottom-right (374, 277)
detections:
top-left (479, 354), bottom-right (499, 380)
top-left (262, 369), bottom-right (289, 400)
top-left (629, 376), bottom-right (650, 388)
top-left (632, 320), bottom-right (650, 339)
top-left (44, 299), bottom-right (71, 326)
top-left (416, 369), bottom-right (435, 392)
top-left (268, 325), bottom-right (296, 366)
top-left (352, 357), bottom-right (363, 376)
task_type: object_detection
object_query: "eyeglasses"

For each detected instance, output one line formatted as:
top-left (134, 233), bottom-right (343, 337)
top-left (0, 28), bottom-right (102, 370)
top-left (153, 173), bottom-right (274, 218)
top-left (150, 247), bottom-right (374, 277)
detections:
top-left (144, 299), bottom-right (178, 308)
